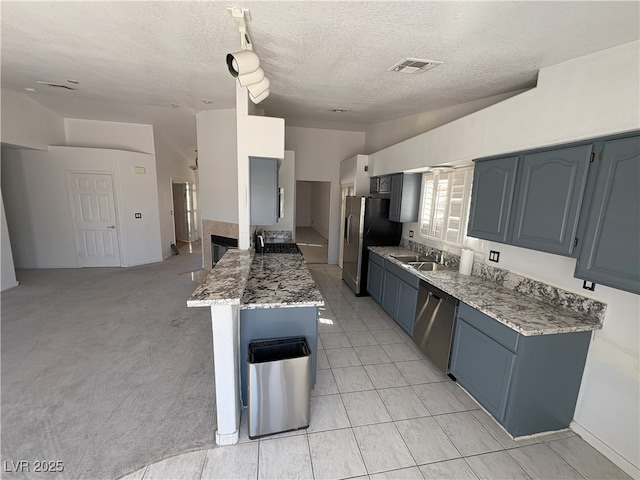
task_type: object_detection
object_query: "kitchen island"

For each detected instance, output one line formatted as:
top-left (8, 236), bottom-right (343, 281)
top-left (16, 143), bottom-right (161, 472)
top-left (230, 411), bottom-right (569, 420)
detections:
top-left (187, 248), bottom-right (323, 445)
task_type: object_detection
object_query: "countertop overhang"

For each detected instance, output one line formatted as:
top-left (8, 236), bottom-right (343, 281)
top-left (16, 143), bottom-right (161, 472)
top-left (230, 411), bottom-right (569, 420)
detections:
top-left (369, 246), bottom-right (603, 336)
top-left (187, 249), bottom-right (324, 309)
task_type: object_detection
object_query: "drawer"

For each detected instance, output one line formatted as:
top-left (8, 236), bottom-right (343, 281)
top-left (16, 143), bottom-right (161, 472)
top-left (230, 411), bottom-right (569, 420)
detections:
top-left (369, 251), bottom-right (385, 267)
top-left (457, 303), bottom-right (520, 353)
top-left (385, 260), bottom-right (420, 289)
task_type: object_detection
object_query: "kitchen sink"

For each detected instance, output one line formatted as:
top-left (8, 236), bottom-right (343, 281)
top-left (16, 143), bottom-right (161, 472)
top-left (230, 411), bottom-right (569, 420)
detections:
top-left (390, 254), bottom-right (430, 263)
top-left (408, 261), bottom-right (451, 272)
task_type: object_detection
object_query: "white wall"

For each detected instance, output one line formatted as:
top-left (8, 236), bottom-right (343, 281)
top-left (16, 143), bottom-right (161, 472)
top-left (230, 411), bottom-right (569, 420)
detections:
top-left (340, 154), bottom-right (370, 196)
top-left (296, 181), bottom-right (312, 227)
top-left (154, 131), bottom-right (196, 259)
top-left (310, 182), bottom-right (331, 240)
top-left (196, 109), bottom-right (238, 226)
top-left (263, 150), bottom-right (295, 234)
top-left (235, 85), bottom-right (285, 249)
top-left (1, 188), bottom-right (18, 291)
top-left (286, 126), bottom-right (365, 263)
top-left (0, 90), bottom-right (65, 150)
top-left (369, 41), bottom-right (640, 477)
top-left (364, 90), bottom-right (527, 155)
top-left (370, 42), bottom-right (640, 176)
top-left (64, 118), bottom-right (155, 154)
top-left (1, 146), bottom-right (162, 268)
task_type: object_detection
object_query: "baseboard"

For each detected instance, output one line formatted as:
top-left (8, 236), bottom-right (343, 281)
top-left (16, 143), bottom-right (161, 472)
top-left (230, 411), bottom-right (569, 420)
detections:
top-left (215, 429), bottom-right (239, 446)
top-left (570, 421), bottom-right (639, 479)
top-left (0, 280), bottom-right (19, 292)
top-left (122, 257), bottom-right (164, 267)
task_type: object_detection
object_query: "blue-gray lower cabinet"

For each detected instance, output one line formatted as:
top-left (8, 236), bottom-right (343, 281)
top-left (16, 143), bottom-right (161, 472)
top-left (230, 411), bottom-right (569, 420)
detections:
top-left (367, 253), bottom-right (385, 304)
top-left (378, 260), bottom-right (418, 335)
top-left (239, 306), bottom-right (318, 407)
top-left (450, 303), bottom-right (591, 437)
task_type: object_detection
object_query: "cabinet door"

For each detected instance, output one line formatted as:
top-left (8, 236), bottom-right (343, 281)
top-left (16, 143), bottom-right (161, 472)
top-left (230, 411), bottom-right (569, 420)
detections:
top-left (389, 173), bottom-right (421, 223)
top-left (396, 282), bottom-right (418, 335)
top-left (367, 260), bottom-right (384, 303)
top-left (378, 176), bottom-right (391, 194)
top-left (250, 157), bottom-right (278, 225)
top-left (389, 174), bottom-right (403, 222)
top-left (467, 156), bottom-right (518, 242)
top-left (575, 136), bottom-right (640, 294)
top-left (450, 318), bottom-right (516, 422)
top-left (510, 145), bottom-right (592, 256)
top-left (381, 271), bottom-right (400, 317)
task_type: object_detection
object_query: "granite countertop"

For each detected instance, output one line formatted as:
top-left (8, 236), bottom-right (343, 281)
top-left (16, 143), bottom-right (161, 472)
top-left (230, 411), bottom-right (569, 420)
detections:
top-left (187, 249), bottom-right (324, 309)
top-left (369, 246), bottom-right (603, 336)
top-left (187, 249), bottom-right (252, 307)
top-left (241, 253), bottom-right (324, 309)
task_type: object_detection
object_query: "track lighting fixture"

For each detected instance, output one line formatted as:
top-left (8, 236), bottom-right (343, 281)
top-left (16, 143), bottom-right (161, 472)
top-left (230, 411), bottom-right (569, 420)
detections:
top-left (226, 7), bottom-right (270, 104)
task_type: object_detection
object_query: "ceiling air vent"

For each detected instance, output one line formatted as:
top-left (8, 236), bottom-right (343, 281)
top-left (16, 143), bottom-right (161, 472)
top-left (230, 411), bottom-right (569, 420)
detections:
top-left (388, 58), bottom-right (443, 74)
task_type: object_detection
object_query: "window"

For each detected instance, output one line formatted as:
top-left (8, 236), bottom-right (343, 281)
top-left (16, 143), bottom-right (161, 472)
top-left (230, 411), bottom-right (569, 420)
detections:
top-left (419, 166), bottom-right (485, 251)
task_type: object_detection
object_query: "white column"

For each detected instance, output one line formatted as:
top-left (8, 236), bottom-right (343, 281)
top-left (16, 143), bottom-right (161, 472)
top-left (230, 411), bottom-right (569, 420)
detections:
top-left (210, 304), bottom-right (241, 445)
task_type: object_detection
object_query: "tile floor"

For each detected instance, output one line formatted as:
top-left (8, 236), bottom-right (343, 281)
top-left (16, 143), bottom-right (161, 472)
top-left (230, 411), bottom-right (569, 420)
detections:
top-left (121, 264), bottom-right (631, 480)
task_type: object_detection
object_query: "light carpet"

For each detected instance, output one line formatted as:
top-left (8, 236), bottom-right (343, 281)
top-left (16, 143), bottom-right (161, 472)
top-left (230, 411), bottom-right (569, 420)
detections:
top-left (1, 249), bottom-right (216, 479)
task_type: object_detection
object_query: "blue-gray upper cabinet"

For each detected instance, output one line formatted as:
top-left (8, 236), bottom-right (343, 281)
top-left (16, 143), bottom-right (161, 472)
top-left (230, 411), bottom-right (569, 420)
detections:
top-left (250, 157), bottom-right (278, 225)
top-left (467, 156), bottom-right (518, 242)
top-left (509, 145), bottom-right (593, 256)
top-left (574, 135), bottom-right (640, 295)
top-left (389, 173), bottom-right (421, 223)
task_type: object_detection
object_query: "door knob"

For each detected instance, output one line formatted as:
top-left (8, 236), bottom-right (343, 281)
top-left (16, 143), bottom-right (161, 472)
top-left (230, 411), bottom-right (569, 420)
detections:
top-left (107, 225), bottom-right (116, 229)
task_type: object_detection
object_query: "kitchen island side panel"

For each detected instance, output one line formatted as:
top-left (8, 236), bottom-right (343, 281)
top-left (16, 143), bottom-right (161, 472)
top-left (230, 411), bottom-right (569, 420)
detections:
top-left (239, 306), bottom-right (318, 406)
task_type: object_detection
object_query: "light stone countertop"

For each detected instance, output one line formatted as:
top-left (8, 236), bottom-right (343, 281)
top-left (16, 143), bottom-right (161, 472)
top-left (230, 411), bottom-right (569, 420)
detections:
top-left (369, 246), bottom-right (603, 336)
top-left (241, 253), bottom-right (324, 309)
top-left (187, 249), bottom-right (324, 309)
top-left (187, 249), bottom-right (252, 307)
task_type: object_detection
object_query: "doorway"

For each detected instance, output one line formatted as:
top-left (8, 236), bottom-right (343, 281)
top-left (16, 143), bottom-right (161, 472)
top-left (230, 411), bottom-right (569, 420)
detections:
top-left (171, 179), bottom-right (197, 249)
top-left (296, 180), bottom-right (330, 264)
top-left (67, 172), bottom-right (121, 267)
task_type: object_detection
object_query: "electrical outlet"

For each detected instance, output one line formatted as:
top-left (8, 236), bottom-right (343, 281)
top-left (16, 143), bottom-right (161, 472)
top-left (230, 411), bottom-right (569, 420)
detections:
top-left (583, 280), bottom-right (596, 291)
top-left (409, 230), bottom-right (414, 238)
top-left (489, 250), bottom-right (500, 262)
top-left (135, 213), bottom-right (142, 219)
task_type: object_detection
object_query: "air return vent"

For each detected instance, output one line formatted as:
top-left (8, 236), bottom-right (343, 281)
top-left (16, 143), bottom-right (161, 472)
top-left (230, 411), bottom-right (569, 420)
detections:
top-left (388, 58), bottom-right (443, 74)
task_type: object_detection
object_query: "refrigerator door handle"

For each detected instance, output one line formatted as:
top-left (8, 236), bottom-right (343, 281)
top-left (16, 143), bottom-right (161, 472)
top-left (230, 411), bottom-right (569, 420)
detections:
top-left (346, 214), bottom-right (353, 246)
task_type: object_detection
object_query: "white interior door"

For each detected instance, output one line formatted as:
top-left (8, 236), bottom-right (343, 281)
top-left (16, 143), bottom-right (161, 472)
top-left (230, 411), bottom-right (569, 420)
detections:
top-left (68, 173), bottom-right (121, 267)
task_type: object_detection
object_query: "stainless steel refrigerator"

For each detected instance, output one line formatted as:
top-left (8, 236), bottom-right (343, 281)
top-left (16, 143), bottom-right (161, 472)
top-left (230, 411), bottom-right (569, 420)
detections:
top-left (342, 197), bottom-right (402, 296)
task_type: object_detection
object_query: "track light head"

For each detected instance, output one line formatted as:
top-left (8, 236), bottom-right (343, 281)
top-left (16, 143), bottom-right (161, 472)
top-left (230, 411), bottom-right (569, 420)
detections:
top-left (248, 76), bottom-right (270, 104)
top-left (226, 50), bottom-right (260, 78)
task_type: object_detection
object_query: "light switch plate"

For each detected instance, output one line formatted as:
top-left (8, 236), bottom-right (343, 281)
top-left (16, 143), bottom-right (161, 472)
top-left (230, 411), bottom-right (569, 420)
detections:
top-left (489, 250), bottom-right (500, 262)
top-left (409, 230), bottom-right (414, 238)
top-left (583, 280), bottom-right (596, 291)
top-left (135, 213), bottom-right (142, 219)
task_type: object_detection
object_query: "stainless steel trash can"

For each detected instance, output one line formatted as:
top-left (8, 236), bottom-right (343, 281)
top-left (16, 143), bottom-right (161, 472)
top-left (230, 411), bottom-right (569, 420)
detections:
top-left (248, 336), bottom-right (311, 439)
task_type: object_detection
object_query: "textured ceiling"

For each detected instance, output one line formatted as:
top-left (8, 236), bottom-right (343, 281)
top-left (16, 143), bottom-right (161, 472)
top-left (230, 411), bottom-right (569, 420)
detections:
top-left (2, 1), bottom-right (639, 159)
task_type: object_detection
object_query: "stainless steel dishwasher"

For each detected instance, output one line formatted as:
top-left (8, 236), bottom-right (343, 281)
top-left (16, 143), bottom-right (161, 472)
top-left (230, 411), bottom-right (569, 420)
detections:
top-left (412, 280), bottom-right (460, 374)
